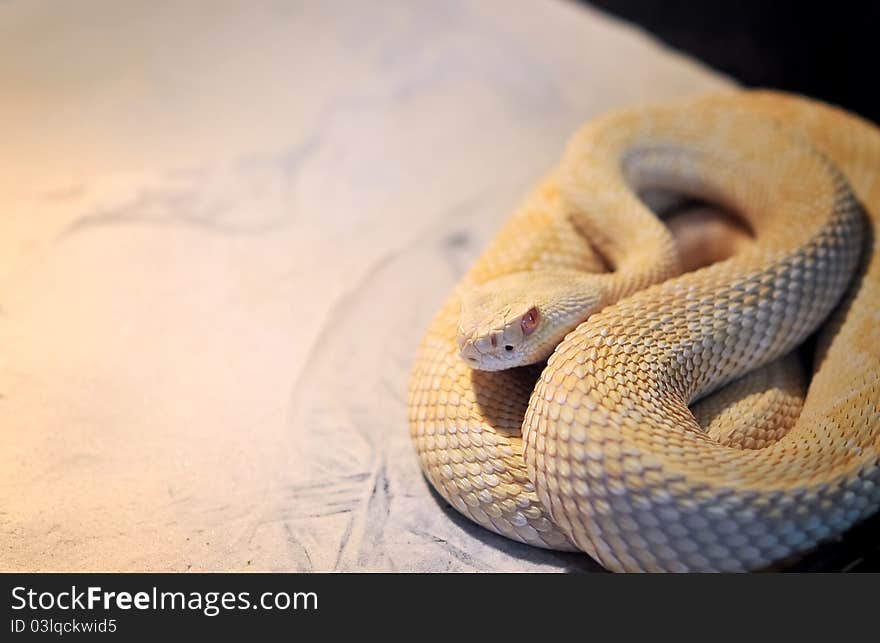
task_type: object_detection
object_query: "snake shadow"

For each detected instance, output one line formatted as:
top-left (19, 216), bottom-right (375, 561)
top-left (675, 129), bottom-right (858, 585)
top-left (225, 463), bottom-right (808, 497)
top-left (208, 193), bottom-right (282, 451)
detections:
top-left (438, 362), bottom-right (607, 572)
top-left (423, 481), bottom-right (608, 573)
top-left (454, 207), bottom-right (880, 573)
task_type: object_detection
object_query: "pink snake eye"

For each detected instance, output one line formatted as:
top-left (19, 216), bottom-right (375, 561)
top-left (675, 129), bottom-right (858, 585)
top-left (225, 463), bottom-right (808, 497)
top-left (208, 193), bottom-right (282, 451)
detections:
top-left (520, 307), bottom-right (540, 336)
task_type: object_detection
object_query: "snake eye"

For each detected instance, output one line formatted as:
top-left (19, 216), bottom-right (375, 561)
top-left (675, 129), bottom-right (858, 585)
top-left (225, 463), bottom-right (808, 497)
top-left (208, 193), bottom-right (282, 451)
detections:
top-left (520, 307), bottom-right (540, 336)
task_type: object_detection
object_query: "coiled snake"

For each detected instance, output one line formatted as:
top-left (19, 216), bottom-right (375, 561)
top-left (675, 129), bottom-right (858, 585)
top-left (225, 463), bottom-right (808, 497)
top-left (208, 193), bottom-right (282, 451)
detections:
top-left (407, 91), bottom-right (880, 572)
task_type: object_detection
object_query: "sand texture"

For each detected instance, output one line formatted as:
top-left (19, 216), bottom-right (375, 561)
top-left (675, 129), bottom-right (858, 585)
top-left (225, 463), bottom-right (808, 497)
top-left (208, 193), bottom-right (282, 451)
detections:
top-left (0, 0), bottom-right (730, 571)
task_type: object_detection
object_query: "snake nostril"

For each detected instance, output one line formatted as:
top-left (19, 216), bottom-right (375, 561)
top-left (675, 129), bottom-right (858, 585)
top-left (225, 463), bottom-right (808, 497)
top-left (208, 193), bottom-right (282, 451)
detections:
top-left (505, 345), bottom-right (513, 351)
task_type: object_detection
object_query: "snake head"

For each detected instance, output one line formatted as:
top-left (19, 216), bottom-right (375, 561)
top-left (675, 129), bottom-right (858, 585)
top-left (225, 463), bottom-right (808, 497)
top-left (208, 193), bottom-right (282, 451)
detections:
top-left (457, 271), bottom-right (605, 371)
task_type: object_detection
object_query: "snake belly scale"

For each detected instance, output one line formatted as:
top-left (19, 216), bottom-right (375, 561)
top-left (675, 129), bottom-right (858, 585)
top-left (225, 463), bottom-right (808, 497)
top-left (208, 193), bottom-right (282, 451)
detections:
top-left (407, 91), bottom-right (880, 572)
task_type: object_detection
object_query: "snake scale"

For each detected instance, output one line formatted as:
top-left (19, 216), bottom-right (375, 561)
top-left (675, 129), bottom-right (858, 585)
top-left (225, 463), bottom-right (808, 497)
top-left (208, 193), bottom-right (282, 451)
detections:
top-left (407, 91), bottom-right (880, 572)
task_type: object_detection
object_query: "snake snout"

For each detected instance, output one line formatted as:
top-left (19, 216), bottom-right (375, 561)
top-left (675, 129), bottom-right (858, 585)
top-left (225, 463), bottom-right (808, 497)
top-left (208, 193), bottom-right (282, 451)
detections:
top-left (458, 326), bottom-right (521, 370)
top-left (456, 326), bottom-right (482, 366)
top-left (458, 339), bottom-right (483, 367)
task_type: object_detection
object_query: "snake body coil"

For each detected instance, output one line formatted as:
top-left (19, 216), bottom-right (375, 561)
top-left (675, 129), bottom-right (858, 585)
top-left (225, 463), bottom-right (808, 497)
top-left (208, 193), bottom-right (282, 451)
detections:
top-left (408, 91), bottom-right (880, 572)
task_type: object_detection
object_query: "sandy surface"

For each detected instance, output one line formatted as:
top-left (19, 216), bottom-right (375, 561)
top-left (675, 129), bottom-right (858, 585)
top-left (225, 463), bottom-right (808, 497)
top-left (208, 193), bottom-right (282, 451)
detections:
top-left (0, 0), bottom-right (731, 571)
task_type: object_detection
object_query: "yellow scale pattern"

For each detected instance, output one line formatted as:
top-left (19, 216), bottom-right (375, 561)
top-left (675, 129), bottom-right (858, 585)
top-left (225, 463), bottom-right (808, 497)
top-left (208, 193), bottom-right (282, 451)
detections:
top-left (408, 92), bottom-right (880, 571)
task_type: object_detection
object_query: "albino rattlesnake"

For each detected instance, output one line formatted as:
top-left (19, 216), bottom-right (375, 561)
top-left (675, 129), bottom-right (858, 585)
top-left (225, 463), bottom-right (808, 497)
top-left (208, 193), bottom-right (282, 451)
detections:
top-left (407, 91), bottom-right (880, 572)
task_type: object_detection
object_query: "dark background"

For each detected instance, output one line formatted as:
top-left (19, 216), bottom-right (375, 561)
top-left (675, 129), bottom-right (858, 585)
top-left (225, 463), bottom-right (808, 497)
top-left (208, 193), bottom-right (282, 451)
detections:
top-left (584, 0), bottom-right (880, 124)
